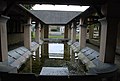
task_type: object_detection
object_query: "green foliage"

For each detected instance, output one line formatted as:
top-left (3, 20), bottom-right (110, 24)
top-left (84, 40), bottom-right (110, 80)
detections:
top-left (49, 35), bottom-right (64, 38)
top-left (31, 31), bottom-right (35, 40)
top-left (51, 29), bottom-right (58, 32)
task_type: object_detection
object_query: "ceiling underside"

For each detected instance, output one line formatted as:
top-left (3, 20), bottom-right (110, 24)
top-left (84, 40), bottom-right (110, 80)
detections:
top-left (7, 0), bottom-right (106, 6)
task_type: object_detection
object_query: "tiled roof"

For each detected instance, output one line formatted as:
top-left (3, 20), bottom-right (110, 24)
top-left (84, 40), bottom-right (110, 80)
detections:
top-left (30, 10), bottom-right (81, 24)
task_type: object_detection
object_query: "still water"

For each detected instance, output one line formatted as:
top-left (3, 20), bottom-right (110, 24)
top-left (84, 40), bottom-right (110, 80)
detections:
top-left (20, 43), bottom-right (65, 74)
top-left (49, 43), bottom-right (64, 59)
top-left (19, 43), bottom-right (84, 75)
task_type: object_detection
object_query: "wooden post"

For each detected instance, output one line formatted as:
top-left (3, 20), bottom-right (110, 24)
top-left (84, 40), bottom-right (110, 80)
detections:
top-left (68, 24), bottom-right (71, 39)
top-left (24, 17), bottom-right (32, 72)
top-left (79, 18), bottom-right (87, 49)
top-left (64, 25), bottom-right (70, 60)
top-left (98, 23), bottom-right (101, 42)
top-left (71, 22), bottom-right (76, 63)
top-left (41, 24), bottom-right (49, 61)
top-left (41, 25), bottom-right (44, 61)
top-left (64, 25), bottom-right (68, 38)
top-left (0, 15), bottom-right (9, 64)
top-left (35, 22), bottom-right (41, 61)
top-left (44, 25), bottom-right (49, 58)
top-left (116, 22), bottom-right (120, 54)
top-left (89, 25), bottom-right (94, 40)
top-left (24, 17), bottom-right (31, 50)
top-left (99, 18), bottom-right (118, 63)
top-left (35, 22), bottom-right (41, 44)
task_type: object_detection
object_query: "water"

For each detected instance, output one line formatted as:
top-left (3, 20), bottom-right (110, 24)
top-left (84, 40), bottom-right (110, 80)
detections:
top-left (49, 43), bottom-right (64, 54)
top-left (19, 43), bottom-right (85, 75)
top-left (49, 43), bottom-right (64, 59)
top-left (32, 43), bottom-right (64, 59)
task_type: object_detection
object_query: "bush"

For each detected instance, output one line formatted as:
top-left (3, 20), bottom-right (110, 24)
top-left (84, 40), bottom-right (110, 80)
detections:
top-left (51, 29), bottom-right (58, 32)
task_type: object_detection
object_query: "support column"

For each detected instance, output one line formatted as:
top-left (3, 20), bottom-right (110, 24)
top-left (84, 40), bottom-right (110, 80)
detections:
top-left (99, 18), bottom-right (119, 63)
top-left (64, 25), bottom-right (70, 60)
top-left (40, 24), bottom-right (44, 39)
top-left (35, 22), bottom-right (41, 61)
top-left (44, 25), bottom-right (49, 58)
top-left (98, 23), bottom-right (101, 42)
top-left (70, 22), bottom-right (76, 63)
top-left (116, 22), bottom-right (120, 54)
top-left (41, 25), bottom-right (44, 60)
top-left (89, 25), bottom-right (94, 40)
top-left (0, 15), bottom-right (9, 64)
top-left (68, 24), bottom-right (71, 39)
top-left (35, 22), bottom-right (41, 44)
top-left (79, 18), bottom-right (87, 49)
top-left (64, 25), bottom-right (68, 38)
top-left (99, 2), bottom-right (120, 63)
top-left (41, 24), bottom-right (49, 61)
top-left (24, 17), bottom-right (31, 50)
top-left (24, 17), bottom-right (32, 72)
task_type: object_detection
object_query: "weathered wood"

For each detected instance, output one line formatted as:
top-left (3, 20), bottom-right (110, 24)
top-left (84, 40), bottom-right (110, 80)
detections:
top-left (24, 17), bottom-right (32, 50)
top-left (0, 15), bottom-right (9, 63)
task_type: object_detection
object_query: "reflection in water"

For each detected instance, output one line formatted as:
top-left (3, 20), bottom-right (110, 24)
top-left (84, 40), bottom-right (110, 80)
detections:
top-left (18, 56), bottom-right (43, 75)
top-left (18, 43), bottom-right (85, 75)
top-left (49, 43), bottom-right (64, 54)
top-left (49, 43), bottom-right (64, 59)
top-left (19, 43), bottom-right (64, 74)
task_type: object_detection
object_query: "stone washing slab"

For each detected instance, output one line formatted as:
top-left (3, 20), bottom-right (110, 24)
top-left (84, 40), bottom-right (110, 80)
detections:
top-left (81, 47), bottom-right (91, 53)
top-left (8, 50), bottom-right (21, 59)
top-left (0, 62), bottom-right (17, 73)
top-left (40, 67), bottom-right (69, 75)
top-left (8, 46), bottom-right (32, 69)
top-left (31, 42), bottom-right (39, 51)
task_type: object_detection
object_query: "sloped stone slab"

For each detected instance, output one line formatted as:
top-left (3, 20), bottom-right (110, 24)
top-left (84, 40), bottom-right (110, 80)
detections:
top-left (15, 48), bottom-right (31, 59)
top-left (67, 40), bottom-right (74, 45)
top-left (81, 47), bottom-right (91, 53)
top-left (84, 49), bottom-right (94, 56)
top-left (0, 63), bottom-right (17, 73)
top-left (19, 47), bottom-right (29, 52)
top-left (39, 39), bottom-right (44, 45)
top-left (78, 52), bottom-right (86, 60)
top-left (8, 50), bottom-right (21, 59)
top-left (93, 51), bottom-right (99, 57)
top-left (15, 48), bottom-right (25, 55)
top-left (86, 54), bottom-right (96, 61)
top-left (40, 67), bottom-right (69, 75)
top-left (10, 60), bottom-right (22, 69)
top-left (8, 56), bottom-right (15, 64)
top-left (31, 42), bottom-right (39, 51)
top-left (17, 56), bottom-right (26, 64)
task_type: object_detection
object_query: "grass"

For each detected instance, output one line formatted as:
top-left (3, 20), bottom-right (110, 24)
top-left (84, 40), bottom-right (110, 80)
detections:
top-left (49, 35), bottom-right (64, 38)
top-left (31, 31), bottom-right (79, 40)
top-left (49, 33), bottom-right (79, 39)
